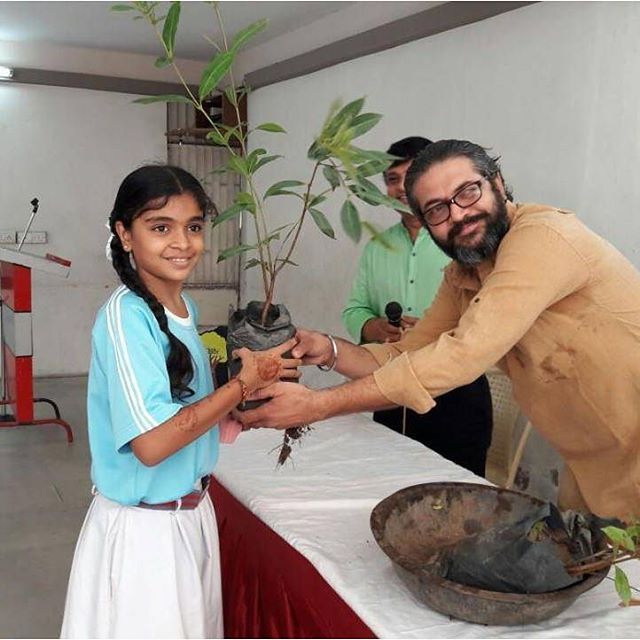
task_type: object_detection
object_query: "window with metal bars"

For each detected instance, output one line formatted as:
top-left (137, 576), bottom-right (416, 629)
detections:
top-left (167, 103), bottom-right (241, 290)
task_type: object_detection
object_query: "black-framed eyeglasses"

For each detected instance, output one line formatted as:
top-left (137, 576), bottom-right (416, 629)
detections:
top-left (421, 179), bottom-right (485, 226)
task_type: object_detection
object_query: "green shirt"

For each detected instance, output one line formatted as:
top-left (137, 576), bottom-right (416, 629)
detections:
top-left (342, 222), bottom-right (450, 342)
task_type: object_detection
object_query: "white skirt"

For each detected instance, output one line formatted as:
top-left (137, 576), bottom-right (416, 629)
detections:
top-left (60, 492), bottom-right (223, 639)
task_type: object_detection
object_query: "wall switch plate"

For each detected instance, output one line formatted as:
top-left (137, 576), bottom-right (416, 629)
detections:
top-left (16, 231), bottom-right (47, 244)
top-left (0, 231), bottom-right (16, 243)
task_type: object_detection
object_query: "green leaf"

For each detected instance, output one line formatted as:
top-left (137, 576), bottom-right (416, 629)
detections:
top-left (307, 140), bottom-right (330, 161)
top-left (235, 191), bottom-right (255, 213)
top-left (264, 180), bottom-right (305, 198)
top-left (626, 524), bottom-right (640, 540)
top-left (255, 122), bottom-right (286, 134)
top-left (243, 258), bottom-right (263, 270)
top-left (133, 94), bottom-right (192, 104)
top-left (349, 183), bottom-right (411, 212)
top-left (245, 148), bottom-right (266, 173)
top-left (230, 18), bottom-right (268, 53)
top-left (224, 85), bottom-right (238, 107)
top-left (340, 200), bottom-right (361, 242)
top-left (325, 97), bottom-right (365, 137)
top-left (227, 155), bottom-right (249, 177)
top-left (110, 4), bottom-right (135, 11)
top-left (253, 154), bottom-right (282, 172)
top-left (199, 51), bottom-right (234, 100)
top-left (217, 244), bottom-right (254, 262)
top-left (349, 112), bottom-right (382, 139)
top-left (308, 194), bottom-right (327, 208)
top-left (361, 221), bottom-right (393, 249)
top-left (259, 236), bottom-right (280, 246)
top-left (155, 56), bottom-right (172, 68)
top-left (236, 191), bottom-right (254, 205)
top-left (355, 175), bottom-right (379, 193)
top-left (206, 129), bottom-right (227, 145)
top-left (350, 147), bottom-right (397, 164)
top-left (309, 208), bottom-right (335, 239)
top-left (615, 566), bottom-right (632, 606)
top-left (322, 165), bottom-right (341, 190)
top-left (212, 203), bottom-right (244, 228)
top-left (356, 158), bottom-right (392, 178)
top-left (215, 124), bottom-right (242, 145)
top-left (162, 2), bottom-right (180, 56)
top-left (603, 526), bottom-right (636, 552)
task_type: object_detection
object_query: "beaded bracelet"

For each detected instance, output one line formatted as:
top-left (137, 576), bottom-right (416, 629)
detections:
top-left (316, 334), bottom-right (339, 372)
top-left (234, 376), bottom-right (249, 403)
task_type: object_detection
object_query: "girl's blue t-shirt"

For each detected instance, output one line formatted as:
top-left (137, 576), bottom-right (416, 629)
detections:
top-left (87, 285), bottom-right (219, 505)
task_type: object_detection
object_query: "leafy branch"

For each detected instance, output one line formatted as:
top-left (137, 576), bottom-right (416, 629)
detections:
top-left (113, 1), bottom-right (408, 325)
top-left (564, 522), bottom-right (640, 606)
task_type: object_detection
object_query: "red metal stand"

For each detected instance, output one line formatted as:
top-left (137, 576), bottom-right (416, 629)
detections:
top-left (0, 248), bottom-right (74, 442)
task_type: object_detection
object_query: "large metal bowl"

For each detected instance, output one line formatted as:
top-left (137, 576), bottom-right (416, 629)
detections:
top-left (370, 482), bottom-right (608, 626)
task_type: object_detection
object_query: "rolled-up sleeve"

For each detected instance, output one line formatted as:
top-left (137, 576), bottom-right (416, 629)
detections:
top-left (364, 221), bottom-right (590, 412)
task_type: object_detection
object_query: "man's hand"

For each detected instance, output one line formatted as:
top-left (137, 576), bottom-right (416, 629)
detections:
top-left (361, 317), bottom-right (402, 343)
top-left (291, 328), bottom-right (334, 366)
top-left (234, 382), bottom-right (322, 429)
top-left (400, 315), bottom-right (419, 330)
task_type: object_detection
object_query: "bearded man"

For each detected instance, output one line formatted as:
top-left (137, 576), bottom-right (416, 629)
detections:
top-left (238, 139), bottom-right (640, 522)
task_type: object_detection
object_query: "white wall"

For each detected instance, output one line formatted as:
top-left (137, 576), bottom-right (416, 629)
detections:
top-left (235, 2), bottom-right (440, 79)
top-left (0, 39), bottom-right (203, 83)
top-left (1, 83), bottom-right (166, 375)
top-left (244, 1), bottom-right (640, 386)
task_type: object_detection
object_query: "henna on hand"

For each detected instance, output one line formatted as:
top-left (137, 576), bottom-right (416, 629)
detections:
top-left (173, 405), bottom-right (199, 433)
top-left (257, 355), bottom-right (280, 383)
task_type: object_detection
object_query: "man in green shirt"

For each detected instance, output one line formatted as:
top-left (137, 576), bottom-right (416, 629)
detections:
top-left (342, 137), bottom-right (493, 476)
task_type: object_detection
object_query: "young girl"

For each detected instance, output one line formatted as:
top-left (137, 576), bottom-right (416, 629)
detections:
top-left (61, 165), bottom-right (299, 638)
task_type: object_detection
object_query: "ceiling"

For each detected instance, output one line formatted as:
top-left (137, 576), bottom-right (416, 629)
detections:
top-left (0, 1), bottom-right (359, 61)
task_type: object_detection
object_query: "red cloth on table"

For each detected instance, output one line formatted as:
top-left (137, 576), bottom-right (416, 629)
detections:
top-left (210, 479), bottom-right (376, 638)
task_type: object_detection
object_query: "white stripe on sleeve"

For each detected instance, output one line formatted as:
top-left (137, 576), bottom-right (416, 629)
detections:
top-left (106, 287), bottom-right (158, 433)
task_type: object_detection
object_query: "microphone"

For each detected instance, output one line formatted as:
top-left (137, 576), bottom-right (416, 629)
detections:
top-left (385, 301), bottom-right (403, 328)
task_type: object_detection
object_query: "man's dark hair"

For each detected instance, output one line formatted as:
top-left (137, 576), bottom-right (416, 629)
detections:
top-left (405, 139), bottom-right (513, 217)
top-left (385, 136), bottom-right (432, 176)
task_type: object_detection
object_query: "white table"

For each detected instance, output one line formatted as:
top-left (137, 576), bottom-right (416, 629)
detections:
top-left (213, 413), bottom-right (640, 638)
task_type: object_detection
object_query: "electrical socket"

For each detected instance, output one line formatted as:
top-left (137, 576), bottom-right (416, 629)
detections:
top-left (16, 231), bottom-right (47, 244)
top-left (0, 231), bottom-right (16, 244)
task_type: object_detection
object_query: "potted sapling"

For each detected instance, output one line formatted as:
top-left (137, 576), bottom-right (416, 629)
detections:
top-left (113, 1), bottom-right (410, 462)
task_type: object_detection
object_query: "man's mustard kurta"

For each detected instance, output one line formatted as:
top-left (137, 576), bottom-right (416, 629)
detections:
top-left (364, 202), bottom-right (640, 520)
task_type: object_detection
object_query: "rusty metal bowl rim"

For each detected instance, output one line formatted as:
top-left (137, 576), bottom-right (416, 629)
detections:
top-left (370, 481), bottom-right (609, 604)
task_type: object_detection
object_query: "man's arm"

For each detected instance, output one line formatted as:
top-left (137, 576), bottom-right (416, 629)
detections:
top-left (292, 329), bottom-right (380, 379)
top-left (238, 218), bottom-right (592, 430)
top-left (368, 220), bottom-right (592, 409)
top-left (238, 374), bottom-right (397, 429)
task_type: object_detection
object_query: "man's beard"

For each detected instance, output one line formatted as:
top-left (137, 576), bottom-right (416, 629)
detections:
top-left (427, 185), bottom-right (510, 266)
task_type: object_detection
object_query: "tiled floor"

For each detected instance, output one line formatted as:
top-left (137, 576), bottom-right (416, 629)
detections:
top-left (0, 377), bottom-right (90, 639)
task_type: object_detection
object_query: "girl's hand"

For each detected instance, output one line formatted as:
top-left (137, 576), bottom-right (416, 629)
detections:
top-left (233, 337), bottom-right (302, 393)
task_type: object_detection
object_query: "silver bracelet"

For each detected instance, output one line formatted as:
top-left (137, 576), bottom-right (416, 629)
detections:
top-left (316, 334), bottom-right (338, 371)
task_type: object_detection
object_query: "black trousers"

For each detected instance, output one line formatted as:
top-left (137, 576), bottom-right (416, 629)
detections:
top-left (373, 375), bottom-right (493, 477)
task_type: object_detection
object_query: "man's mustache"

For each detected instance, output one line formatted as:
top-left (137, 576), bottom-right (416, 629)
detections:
top-left (448, 212), bottom-right (490, 242)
